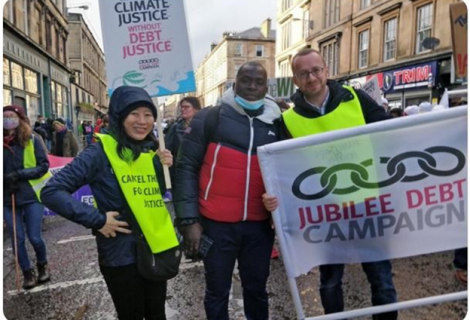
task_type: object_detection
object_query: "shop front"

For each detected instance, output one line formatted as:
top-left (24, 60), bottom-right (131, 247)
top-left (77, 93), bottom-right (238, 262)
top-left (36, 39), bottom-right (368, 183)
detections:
top-left (3, 28), bottom-right (71, 123)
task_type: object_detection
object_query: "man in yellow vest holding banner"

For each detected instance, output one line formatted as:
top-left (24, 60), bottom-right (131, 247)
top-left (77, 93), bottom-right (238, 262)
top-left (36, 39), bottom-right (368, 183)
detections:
top-left (264, 48), bottom-right (397, 320)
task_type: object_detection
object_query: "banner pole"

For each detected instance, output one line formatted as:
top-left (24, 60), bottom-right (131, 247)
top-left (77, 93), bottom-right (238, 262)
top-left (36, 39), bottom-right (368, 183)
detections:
top-left (272, 209), bottom-right (306, 320)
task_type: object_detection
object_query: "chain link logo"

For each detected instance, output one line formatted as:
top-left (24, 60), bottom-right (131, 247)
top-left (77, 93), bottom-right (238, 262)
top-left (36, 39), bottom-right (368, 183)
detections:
top-left (292, 146), bottom-right (466, 200)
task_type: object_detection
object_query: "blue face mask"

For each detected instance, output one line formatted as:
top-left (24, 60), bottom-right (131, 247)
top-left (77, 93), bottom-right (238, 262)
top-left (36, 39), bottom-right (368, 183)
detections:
top-left (235, 95), bottom-right (264, 111)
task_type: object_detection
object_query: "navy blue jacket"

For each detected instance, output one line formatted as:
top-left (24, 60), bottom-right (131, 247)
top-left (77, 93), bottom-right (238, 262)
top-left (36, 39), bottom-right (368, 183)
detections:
top-left (41, 85), bottom-right (166, 267)
top-left (4, 135), bottom-right (49, 206)
top-left (41, 141), bottom-right (167, 267)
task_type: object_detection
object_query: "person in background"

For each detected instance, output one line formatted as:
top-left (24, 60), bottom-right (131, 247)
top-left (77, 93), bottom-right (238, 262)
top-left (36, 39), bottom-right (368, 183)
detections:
top-left (82, 121), bottom-right (93, 147)
top-left (38, 115), bottom-right (53, 153)
top-left (381, 97), bottom-right (389, 113)
top-left (100, 114), bottom-right (110, 134)
top-left (404, 105), bottom-right (419, 116)
top-left (41, 86), bottom-right (175, 320)
top-left (92, 118), bottom-right (103, 143)
top-left (3, 105), bottom-right (51, 289)
top-left (276, 99), bottom-right (291, 113)
top-left (33, 121), bottom-right (48, 142)
top-left (51, 118), bottom-right (79, 157)
top-left (389, 108), bottom-right (403, 118)
top-left (264, 48), bottom-right (397, 320)
top-left (164, 96), bottom-right (201, 186)
top-left (174, 61), bottom-right (281, 320)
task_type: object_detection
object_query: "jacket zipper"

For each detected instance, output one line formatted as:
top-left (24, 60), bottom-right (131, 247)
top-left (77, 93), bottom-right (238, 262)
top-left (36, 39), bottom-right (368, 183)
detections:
top-left (204, 143), bottom-right (221, 200)
top-left (243, 118), bottom-right (254, 221)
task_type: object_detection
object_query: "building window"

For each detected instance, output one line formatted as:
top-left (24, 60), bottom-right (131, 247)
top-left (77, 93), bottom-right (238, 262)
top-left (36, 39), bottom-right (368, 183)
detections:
top-left (256, 45), bottom-right (264, 57)
top-left (24, 68), bottom-right (38, 94)
top-left (45, 19), bottom-right (52, 52)
top-left (281, 21), bottom-right (292, 50)
top-left (282, 0), bottom-right (293, 12)
top-left (322, 41), bottom-right (339, 76)
top-left (4, 89), bottom-right (12, 106)
top-left (358, 29), bottom-right (369, 69)
top-left (360, 0), bottom-right (371, 10)
top-left (235, 43), bottom-right (243, 57)
top-left (324, 0), bottom-right (340, 28)
top-left (416, 3), bottom-right (433, 54)
top-left (234, 64), bottom-right (242, 75)
top-left (3, 58), bottom-right (10, 86)
top-left (303, 9), bottom-right (310, 39)
top-left (383, 18), bottom-right (397, 61)
top-left (11, 62), bottom-right (24, 89)
top-left (279, 60), bottom-right (291, 77)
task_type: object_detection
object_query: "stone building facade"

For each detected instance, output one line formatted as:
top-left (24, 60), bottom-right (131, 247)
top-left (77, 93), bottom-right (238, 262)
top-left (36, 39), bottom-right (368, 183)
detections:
top-left (3, 0), bottom-right (71, 123)
top-left (276, 0), bottom-right (465, 108)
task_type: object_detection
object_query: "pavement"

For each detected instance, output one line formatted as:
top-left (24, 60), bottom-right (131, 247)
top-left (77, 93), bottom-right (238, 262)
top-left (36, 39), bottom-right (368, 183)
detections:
top-left (3, 215), bottom-right (467, 320)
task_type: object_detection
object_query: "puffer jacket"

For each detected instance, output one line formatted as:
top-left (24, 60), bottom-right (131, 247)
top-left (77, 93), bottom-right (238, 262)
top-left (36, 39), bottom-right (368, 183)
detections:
top-left (41, 86), bottom-right (167, 267)
top-left (174, 88), bottom-right (281, 223)
top-left (4, 135), bottom-right (49, 207)
top-left (164, 118), bottom-right (186, 186)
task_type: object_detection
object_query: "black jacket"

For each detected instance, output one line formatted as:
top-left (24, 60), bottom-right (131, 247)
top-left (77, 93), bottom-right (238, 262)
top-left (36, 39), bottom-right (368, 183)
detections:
top-left (164, 118), bottom-right (186, 186)
top-left (174, 89), bottom-right (281, 222)
top-left (281, 80), bottom-right (390, 138)
top-left (4, 135), bottom-right (50, 206)
top-left (41, 86), bottom-right (166, 267)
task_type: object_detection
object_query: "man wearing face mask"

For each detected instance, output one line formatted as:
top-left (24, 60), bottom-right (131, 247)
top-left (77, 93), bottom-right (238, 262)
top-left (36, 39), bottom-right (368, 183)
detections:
top-left (174, 61), bottom-right (281, 320)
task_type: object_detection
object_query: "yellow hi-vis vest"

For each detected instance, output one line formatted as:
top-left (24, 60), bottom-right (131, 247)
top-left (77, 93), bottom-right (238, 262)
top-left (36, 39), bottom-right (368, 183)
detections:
top-left (283, 86), bottom-right (366, 137)
top-left (24, 136), bottom-right (53, 202)
top-left (97, 133), bottom-right (179, 254)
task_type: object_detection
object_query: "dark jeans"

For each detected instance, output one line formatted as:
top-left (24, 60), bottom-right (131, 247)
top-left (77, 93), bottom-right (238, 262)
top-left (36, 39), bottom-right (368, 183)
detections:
top-left (319, 261), bottom-right (397, 320)
top-left (100, 264), bottom-right (167, 320)
top-left (3, 202), bottom-right (48, 271)
top-left (201, 218), bottom-right (274, 320)
top-left (454, 248), bottom-right (467, 269)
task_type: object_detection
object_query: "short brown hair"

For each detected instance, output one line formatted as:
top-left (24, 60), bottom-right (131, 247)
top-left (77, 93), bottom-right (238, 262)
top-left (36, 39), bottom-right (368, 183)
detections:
top-left (291, 48), bottom-right (326, 74)
top-left (180, 97), bottom-right (202, 110)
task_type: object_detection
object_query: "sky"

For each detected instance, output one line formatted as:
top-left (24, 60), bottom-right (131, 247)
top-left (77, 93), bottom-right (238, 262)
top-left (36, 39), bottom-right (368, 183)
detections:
top-left (66, 0), bottom-right (278, 68)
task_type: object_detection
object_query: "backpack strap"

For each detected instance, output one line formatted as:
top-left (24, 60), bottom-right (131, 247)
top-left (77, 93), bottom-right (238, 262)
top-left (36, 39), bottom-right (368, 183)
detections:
top-left (204, 105), bottom-right (221, 142)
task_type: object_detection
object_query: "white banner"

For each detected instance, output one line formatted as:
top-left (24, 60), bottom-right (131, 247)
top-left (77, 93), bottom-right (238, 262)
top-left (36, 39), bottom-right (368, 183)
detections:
top-left (258, 107), bottom-right (467, 278)
top-left (99, 0), bottom-right (195, 97)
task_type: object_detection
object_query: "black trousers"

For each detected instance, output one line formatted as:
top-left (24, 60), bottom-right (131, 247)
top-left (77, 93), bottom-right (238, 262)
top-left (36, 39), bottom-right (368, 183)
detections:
top-left (100, 263), bottom-right (167, 320)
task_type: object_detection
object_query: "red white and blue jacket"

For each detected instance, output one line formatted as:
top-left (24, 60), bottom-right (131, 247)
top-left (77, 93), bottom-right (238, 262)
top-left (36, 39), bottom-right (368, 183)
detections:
top-left (174, 89), bottom-right (281, 223)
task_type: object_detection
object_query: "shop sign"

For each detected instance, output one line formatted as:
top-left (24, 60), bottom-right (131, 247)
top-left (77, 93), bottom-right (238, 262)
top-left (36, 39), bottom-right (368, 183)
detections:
top-left (382, 62), bottom-right (438, 93)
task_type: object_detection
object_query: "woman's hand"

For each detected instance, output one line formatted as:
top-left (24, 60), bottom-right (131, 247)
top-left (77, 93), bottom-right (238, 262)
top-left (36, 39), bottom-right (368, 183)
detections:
top-left (157, 149), bottom-right (173, 167)
top-left (262, 193), bottom-right (279, 212)
top-left (98, 211), bottom-right (132, 238)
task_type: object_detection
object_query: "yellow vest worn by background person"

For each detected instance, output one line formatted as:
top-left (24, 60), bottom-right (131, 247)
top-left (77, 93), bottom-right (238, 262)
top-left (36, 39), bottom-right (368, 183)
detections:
top-left (24, 136), bottom-right (53, 202)
top-left (283, 85), bottom-right (365, 137)
top-left (97, 133), bottom-right (179, 254)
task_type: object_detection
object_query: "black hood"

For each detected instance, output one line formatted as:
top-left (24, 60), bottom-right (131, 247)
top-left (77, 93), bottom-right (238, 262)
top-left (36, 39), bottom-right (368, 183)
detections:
top-left (108, 86), bottom-right (157, 131)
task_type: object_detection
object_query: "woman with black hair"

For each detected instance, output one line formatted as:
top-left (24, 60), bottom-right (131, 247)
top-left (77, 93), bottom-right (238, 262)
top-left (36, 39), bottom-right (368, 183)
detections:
top-left (164, 96), bottom-right (201, 185)
top-left (3, 105), bottom-right (51, 289)
top-left (41, 86), bottom-right (176, 320)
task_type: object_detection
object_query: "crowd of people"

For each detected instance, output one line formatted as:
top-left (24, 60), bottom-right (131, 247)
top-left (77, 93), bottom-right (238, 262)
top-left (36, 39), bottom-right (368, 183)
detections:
top-left (3, 48), bottom-right (466, 320)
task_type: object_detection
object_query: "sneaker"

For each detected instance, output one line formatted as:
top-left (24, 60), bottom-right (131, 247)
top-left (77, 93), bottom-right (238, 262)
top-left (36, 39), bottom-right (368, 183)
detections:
top-left (23, 269), bottom-right (38, 290)
top-left (455, 269), bottom-right (467, 285)
top-left (271, 247), bottom-right (280, 259)
top-left (37, 262), bottom-right (51, 283)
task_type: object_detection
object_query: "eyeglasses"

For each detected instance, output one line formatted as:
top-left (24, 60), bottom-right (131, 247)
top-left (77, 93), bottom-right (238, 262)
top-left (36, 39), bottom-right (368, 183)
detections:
top-left (295, 67), bottom-right (325, 80)
top-left (180, 104), bottom-right (193, 110)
